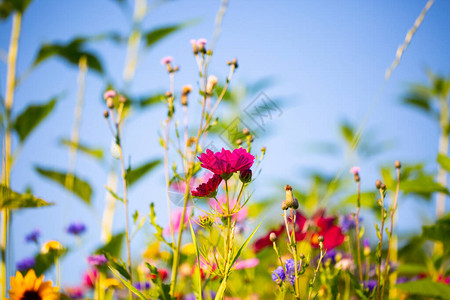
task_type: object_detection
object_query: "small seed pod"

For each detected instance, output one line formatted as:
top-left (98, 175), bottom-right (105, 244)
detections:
top-left (354, 173), bottom-right (360, 182)
top-left (395, 160), bottom-right (401, 169)
top-left (281, 200), bottom-right (288, 211)
top-left (284, 185), bottom-right (295, 208)
top-left (236, 139), bottom-right (242, 146)
top-left (261, 146), bottom-right (266, 154)
top-left (239, 169), bottom-right (252, 183)
top-left (318, 235), bottom-right (324, 243)
top-left (206, 75), bottom-right (218, 95)
top-left (375, 180), bottom-right (382, 189)
top-left (103, 110), bottom-right (109, 118)
top-left (380, 183), bottom-right (386, 190)
top-left (299, 253), bottom-right (305, 259)
top-left (292, 198), bottom-right (299, 210)
top-left (269, 232), bottom-right (277, 242)
top-left (242, 128), bottom-right (250, 135)
top-left (119, 95), bottom-right (127, 103)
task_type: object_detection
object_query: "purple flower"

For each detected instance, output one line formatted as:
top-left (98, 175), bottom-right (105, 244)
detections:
top-left (324, 249), bottom-right (337, 264)
top-left (363, 238), bottom-right (370, 248)
top-left (87, 254), bottom-right (108, 266)
top-left (134, 282), bottom-right (151, 291)
top-left (364, 279), bottom-right (377, 292)
top-left (271, 266), bottom-right (285, 283)
top-left (340, 214), bottom-right (362, 233)
top-left (16, 257), bottom-right (35, 272)
top-left (285, 259), bottom-right (300, 285)
top-left (103, 90), bottom-right (116, 100)
top-left (67, 222), bottom-right (86, 235)
top-left (197, 38), bottom-right (207, 46)
top-left (25, 229), bottom-right (40, 243)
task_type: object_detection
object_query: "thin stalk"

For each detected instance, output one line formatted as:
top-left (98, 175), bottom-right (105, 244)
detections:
top-left (437, 95), bottom-right (449, 220)
top-left (291, 211), bottom-right (300, 300)
top-left (1, 12), bottom-right (22, 298)
top-left (382, 168), bottom-right (401, 298)
top-left (355, 181), bottom-right (363, 282)
top-left (376, 189), bottom-right (386, 300)
top-left (223, 180), bottom-right (231, 270)
top-left (308, 243), bottom-right (325, 300)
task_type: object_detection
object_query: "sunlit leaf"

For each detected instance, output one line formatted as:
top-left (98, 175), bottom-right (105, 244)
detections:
top-left (35, 167), bottom-right (92, 205)
top-left (189, 219), bottom-right (202, 300)
top-left (437, 154), bottom-right (450, 173)
top-left (13, 97), bottom-right (57, 143)
top-left (422, 214), bottom-right (450, 246)
top-left (95, 232), bottom-right (125, 258)
top-left (60, 138), bottom-right (103, 160)
top-left (144, 21), bottom-right (193, 48)
top-left (149, 203), bottom-right (174, 249)
top-left (401, 176), bottom-right (449, 198)
top-left (126, 159), bottom-right (161, 187)
top-left (105, 253), bottom-right (130, 280)
top-left (0, 185), bottom-right (53, 209)
top-left (34, 248), bottom-right (67, 277)
top-left (396, 279), bottom-right (450, 298)
top-left (145, 263), bottom-right (171, 300)
top-left (109, 266), bottom-right (147, 300)
top-left (0, 0), bottom-right (32, 18)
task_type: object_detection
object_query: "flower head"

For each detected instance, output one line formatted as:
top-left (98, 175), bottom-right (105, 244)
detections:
top-left (82, 269), bottom-right (98, 289)
top-left (271, 266), bottom-right (285, 284)
top-left (234, 258), bottom-right (259, 270)
top-left (67, 222), bottom-right (86, 236)
top-left (41, 240), bottom-right (63, 254)
top-left (160, 56), bottom-right (173, 65)
top-left (349, 166), bottom-right (360, 175)
top-left (25, 229), bottom-right (40, 244)
top-left (87, 254), bottom-right (108, 266)
top-left (133, 282), bottom-right (151, 291)
top-left (198, 148), bottom-right (255, 179)
top-left (65, 286), bottom-right (84, 299)
top-left (197, 38), bottom-right (207, 46)
top-left (103, 90), bottom-right (116, 100)
top-left (192, 174), bottom-right (222, 198)
top-left (8, 269), bottom-right (59, 300)
top-left (16, 257), bottom-right (35, 272)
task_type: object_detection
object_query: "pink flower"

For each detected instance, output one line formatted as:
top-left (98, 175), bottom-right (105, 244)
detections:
top-left (160, 56), bottom-right (173, 65)
top-left (192, 174), bottom-right (222, 198)
top-left (87, 254), bottom-right (108, 266)
top-left (82, 268), bottom-right (98, 289)
top-left (234, 258), bottom-right (259, 270)
top-left (349, 166), bottom-right (360, 175)
top-left (198, 148), bottom-right (255, 179)
top-left (164, 208), bottom-right (192, 235)
top-left (103, 90), bottom-right (116, 100)
top-left (197, 38), bottom-right (207, 46)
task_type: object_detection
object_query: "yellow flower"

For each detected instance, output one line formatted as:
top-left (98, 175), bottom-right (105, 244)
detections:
top-left (8, 269), bottom-right (59, 300)
top-left (41, 240), bottom-right (63, 254)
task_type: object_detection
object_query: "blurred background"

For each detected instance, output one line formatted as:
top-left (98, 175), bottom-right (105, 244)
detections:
top-left (1, 0), bottom-right (449, 287)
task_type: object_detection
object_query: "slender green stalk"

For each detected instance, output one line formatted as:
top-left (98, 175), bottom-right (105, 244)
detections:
top-left (291, 211), bottom-right (300, 300)
top-left (437, 94), bottom-right (449, 220)
top-left (308, 241), bottom-right (325, 300)
top-left (376, 189), bottom-right (386, 300)
top-left (1, 12), bottom-right (22, 298)
top-left (355, 181), bottom-right (363, 282)
top-left (382, 167), bottom-right (401, 298)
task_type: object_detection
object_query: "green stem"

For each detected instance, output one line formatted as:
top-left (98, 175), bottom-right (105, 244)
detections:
top-left (355, 181), bottom-right (363, 282)
top-left (377, 189), bottom-right (386, 300)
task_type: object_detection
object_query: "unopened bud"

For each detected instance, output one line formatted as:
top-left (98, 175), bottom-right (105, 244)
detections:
top-left (284, 185), bottom-right (296, 208)
top-left (107, 98), bottom-right (114, 109)
top-left (236, 139), bottom-right (242, 146)
top-left (299, 253), bottom-right (305, 259)
top-left (228, 58), bottom-right (238, 69)
top-left (375, 180), bottom-right (382, 189)
top-left (261, 146), bottom-right (266, 154)
top-left (354, 173), bottom-right (360, 182)
top-left (239, 169), bottom-right (252, 183)
top-left (247, 135), bottom-right (254, 143)
top-left (190, 40), bottom-right (198, 54)
top-left (103, 110), bottom-right (109, 118)
top-left (318, 235), bottom-right (324, 243)
top-left (206, 75), bottom-right (218, 95)
top-left (395, 160), bottom-right (401, 169)
top-left (380, 183), bottom-right (386, 190)
top-left (281, 200), bottom-right (288, 211)
top-left (119, 95), bottom-right (127, 103)
top-left (242, 128), bottom-right (250, 135)
top-left (206, 49), bottom-right (213, 56)
top-left (292, 198), bottom-right (299, 210)
top-left (269, 232), bottom-right (277, 242)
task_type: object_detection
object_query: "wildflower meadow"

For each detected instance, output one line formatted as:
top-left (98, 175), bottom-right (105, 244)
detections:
top-left (1, 0), bottom-right (450, 299)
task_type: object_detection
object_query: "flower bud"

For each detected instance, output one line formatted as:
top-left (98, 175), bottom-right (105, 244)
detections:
top-left (292, 198), bottom-right (299, 210)
top-left (395, 160), bottom-right (401, 169)
top-left (239, 169), bottom-right (252, 183)
top-left (375, 180), bottom-right (382, 189)
top-left (318, 235), bottom-right (324, 243)
top-left (299, 253), bottom-right (305, 259)
top-left (354, 173), bottom-right (360, 182)
top-left (206, 75), bottom-right (218, 95)
top-left (190, 39), bottom-right (198, 54)
top-left (261, 146), bottom-right (266, 154)
top-left (242, 128), bottom-right (250, 135)
top-left (269, 232), bottom-right (277, 242)
top-left (106, 97), bottom-right (114, 109)
top-left (236, 139), bottom-right (242, 146)
top-left (103, 110), bottom-right (109, 118)
top-left (284, 185), bottom-right (296, 208)
top-left (181, 85), bottom-right (192, 106)
top-left (119, 95), bottom-right (127, 103)
top-left (281, 200), bottom-right (288, 211)
top-left (380, 183), bottom-right (386, 190)
top-left (197, 38), bottom-right (207, 53)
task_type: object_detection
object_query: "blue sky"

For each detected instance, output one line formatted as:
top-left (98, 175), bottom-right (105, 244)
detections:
top-left (1, 0), bottom-right (450, 286)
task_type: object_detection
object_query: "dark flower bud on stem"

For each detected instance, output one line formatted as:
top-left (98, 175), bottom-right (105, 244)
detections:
top-left (375, 180), bottom-right (382, 189)
top-left (106, 98), bottom-right (114, 109)
top-left (318, 235), bottom-right (324, 242)
top-left (284, 185), bottom-right (298, 209)
top-left (281, 200), bottom-right (288, 211)
top-left (239, 169), bottom-right (252, 183)
top-left (299, 253), bottom-right (305, 259)
top-left (236, 139), bottom-right (242, 146)
top-left (354, 173), bottom-right (360, 182)
top-left (242, 128), bottom-right (250, 135)
top-left (103, 110), bottom-right (109, 118)
top-left (395, 160), bottom-right (401, 169)
top-left (380, 183), bottom-right (386, 190)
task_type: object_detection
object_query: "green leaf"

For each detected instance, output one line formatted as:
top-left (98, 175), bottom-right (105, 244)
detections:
top-left (189, 219), bottom-right (203, 300)
top-left (35, 167), bottom-right (92, 205)
top-left (144, 21), bottom-right (193, 48)
top-left (396, 263), bottom-right (428, 275)
top-left (0, 185), bottom-right (53, 209)
top-left (342, 192), bottom-right (377, 209)
top-left (105, 186), bottom-right (123, 203)
top-left (396, 279), bottom-right (450, 298)
top-left (145, 263), bottom-right (171, 300)
top-left (105, 253), bottom-right (130, 280)
top-left (422, 214), bottom-right (450, 246)
top-left (33, 39), bottom-right (103, 73)
top-left (13, 97), bottom-right (57, 143)
top-left (60, 138), bottom-right (103, 160)
top-left (126, 159), bottom-right (161, 187)
top-left (95, 232), bottom-right (125, 258)
top-left (215, 220), bottom-right (263, 300)
top-left (34, 247), bottom-right (67, 277)
top-left (401, 176), bottom-right (449, 198)
top-left (437, 154), bottom-right (450, 172)
top-left (109, 266), bottom-right (147, 300)
top-left (0, 0), bottom-right (32, 18)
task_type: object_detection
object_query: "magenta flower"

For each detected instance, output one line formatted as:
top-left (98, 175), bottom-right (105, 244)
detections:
top-left (160, 56), bottom-right (173, 65)
top-left (103, 90), bottom-right (116, 100)
top-left (192, 174), bottom-right (222, 198)
top-left (234, 258), bottom-right (259, 270)
top-left (349, 166), bottom-right (360, 175)
top-left (197, 38), bottom-right (207, 46)
top-left (198, 148), bottom-right (255, 179)
top-left (87, 254), bottom-right (108, 266)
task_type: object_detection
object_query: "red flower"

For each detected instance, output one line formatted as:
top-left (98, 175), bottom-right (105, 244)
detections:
top-left (191, 174), bottom-right (222, 198)
top-left (252, 209), bottom-right (345, 253)
top-left (198, 148), bottom-right (255, 179)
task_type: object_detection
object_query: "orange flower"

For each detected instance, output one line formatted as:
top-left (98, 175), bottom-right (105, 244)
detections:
top-left (8, 269), bottom-right (59, 300)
